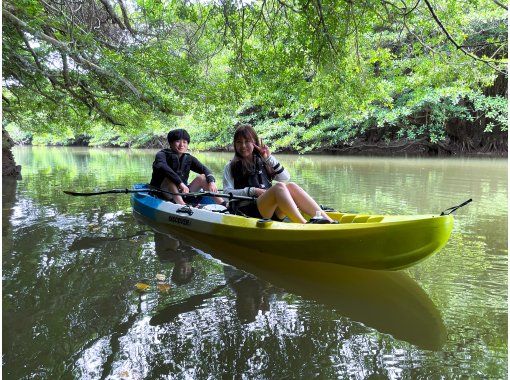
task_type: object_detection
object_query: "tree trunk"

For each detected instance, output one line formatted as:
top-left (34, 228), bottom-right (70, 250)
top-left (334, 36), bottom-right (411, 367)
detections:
top-left (2, 128), bottom-right (22, 179)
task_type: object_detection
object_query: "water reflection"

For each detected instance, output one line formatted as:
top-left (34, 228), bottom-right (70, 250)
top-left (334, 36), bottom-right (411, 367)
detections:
top-left (2, 177), bottom-right (18, 239)
top-left (143, 224), bottom-right (446, 350)
top-left (68, 229), bottom-right (150, 251)
top-left (154, 233), bottom-right (197, 285)
top-left (224, 266), bottom-right (274, 324)
top-left (150, 232), bottom-right (274, 326)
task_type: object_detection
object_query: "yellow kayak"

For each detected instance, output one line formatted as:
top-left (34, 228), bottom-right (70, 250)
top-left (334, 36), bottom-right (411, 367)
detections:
top-left (131, 184), bottom-right (454, 270)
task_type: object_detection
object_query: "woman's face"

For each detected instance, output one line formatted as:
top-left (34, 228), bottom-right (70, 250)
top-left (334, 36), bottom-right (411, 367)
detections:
top-left (234, 136), bottom-right (255, 158)
top-left (170, 139), bottom-right (188, 155)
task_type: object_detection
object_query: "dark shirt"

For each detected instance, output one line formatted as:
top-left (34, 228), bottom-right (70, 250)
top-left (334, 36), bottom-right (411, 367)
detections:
top-left (150, 149), bottom-right (215, 188)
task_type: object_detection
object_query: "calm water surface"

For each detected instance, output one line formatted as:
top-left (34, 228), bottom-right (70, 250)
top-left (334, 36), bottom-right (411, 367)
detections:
top-left (3, 146), bottom-right (507, 379)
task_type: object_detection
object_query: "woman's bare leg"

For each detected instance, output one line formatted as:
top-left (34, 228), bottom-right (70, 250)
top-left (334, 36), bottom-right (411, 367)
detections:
top-left (285, 182), bottom-right (334, 222)
top-left (161, 178), bottom-right (186, 204)
top-left (256, 182), bottom-right (307, 223)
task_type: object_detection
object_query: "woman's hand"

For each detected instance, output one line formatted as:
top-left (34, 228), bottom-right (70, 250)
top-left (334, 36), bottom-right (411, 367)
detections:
top-left (253, 139), bottom-right (271, 160)
top-left (252, 188), bottom-right (266, 197)
top-left (207, 181), bottom-right (218, 193)
top-left (178, 183), bottom-right (189, 193)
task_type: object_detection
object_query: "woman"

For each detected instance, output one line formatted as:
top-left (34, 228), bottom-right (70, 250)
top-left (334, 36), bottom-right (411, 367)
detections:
top-left (223, 124), bottom-right (336, 224)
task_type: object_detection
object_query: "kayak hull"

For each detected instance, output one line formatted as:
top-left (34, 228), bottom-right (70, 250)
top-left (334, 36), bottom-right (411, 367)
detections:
top-left (131, 184), bottom-right (454, 270)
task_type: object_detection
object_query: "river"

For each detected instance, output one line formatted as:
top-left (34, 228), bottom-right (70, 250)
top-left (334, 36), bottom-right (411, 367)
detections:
top-left (3, 146), bottom-right (507, 379)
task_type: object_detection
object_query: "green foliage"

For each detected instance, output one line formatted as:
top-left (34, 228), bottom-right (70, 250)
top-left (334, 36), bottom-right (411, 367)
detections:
top-left (470, 92), bottom-right (508, 132)
top-left (2, 0), bottom-right (507, 151)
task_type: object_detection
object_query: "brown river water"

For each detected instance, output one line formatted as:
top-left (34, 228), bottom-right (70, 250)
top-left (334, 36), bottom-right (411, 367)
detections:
top-left (2, 146), bottom-right (507, 379)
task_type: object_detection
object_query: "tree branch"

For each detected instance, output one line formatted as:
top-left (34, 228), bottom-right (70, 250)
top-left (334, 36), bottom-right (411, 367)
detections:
top-left (3, 8), bottom-right (146, 99)
top-left (489, 0), bottom-right (508, 10)
top-left (423, 0), bottom-right (506, 75)
top-left (98, 0), bottom-right (126, 30)
top-left (78, 81), bottom-right (125, 125)
top-left (117, 0), bottom-right (136, 34)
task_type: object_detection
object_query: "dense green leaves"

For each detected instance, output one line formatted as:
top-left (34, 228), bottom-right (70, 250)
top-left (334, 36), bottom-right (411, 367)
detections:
top-left (2, 0), bottom-right (507, 152)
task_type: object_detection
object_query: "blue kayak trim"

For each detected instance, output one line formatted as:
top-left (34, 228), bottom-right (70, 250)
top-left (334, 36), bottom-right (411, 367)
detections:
top-left (132, 184), bottom-right (162, 220)
top-left (131, 183), bottom-right (216, 220)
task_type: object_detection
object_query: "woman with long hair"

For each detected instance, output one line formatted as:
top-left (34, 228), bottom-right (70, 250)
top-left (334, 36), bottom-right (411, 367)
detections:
top-left (222, 124), bottom-right (336, 224)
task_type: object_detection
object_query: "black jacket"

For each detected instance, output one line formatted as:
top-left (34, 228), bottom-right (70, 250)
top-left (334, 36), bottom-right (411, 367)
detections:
top-left (150, 149), bottom-right (215, 188)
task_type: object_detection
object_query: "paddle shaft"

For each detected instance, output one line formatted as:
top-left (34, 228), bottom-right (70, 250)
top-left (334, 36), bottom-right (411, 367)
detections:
top-left (63, 186), bottom-right (256, 202)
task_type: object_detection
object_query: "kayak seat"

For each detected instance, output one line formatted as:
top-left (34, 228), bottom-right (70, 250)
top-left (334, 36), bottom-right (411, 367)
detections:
top-left (352, 215), bottom-right (370, 223)
top-left (340, 214), bottom-right (357, 223)
top-left (199, 204), bottom-right (229, 213)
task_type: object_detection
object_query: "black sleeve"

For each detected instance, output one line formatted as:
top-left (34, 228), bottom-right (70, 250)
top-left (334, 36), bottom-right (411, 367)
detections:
top-left (190, 156), bottom-right (216, 183)
top-left (152, 151), bottom-right (182, 185)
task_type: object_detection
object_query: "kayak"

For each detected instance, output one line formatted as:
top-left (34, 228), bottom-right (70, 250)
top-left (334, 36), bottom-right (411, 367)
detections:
top-left (131, 184), bottom-right (454, 270)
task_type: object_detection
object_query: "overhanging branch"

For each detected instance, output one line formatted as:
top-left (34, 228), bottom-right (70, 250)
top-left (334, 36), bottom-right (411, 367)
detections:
top-left (423, 0), bottom-right (506, 75)
top-left (3, 7), bottom-right (145, 99)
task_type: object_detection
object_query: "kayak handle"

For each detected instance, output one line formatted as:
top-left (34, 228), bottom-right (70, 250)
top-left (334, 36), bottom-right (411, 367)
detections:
top-left (176, 205), bottom-right (194, 216)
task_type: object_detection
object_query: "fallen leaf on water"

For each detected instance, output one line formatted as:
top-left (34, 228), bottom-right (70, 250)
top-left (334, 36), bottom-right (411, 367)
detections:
top-left (157, 283), bottom-right (171, 293)
top-left (134, 283), bottom-right (150, 292)
top-left (155, 273), bottom-right (165, 281)
top-left (119, 371), bottom-right (129, 378)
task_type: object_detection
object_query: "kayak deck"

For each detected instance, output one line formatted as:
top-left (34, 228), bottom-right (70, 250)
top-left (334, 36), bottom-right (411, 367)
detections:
top-left (131, 184), bottom-right (454, 270)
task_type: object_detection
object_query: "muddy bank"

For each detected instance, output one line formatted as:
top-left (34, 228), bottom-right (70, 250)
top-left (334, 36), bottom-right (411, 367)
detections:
top-left (120, 127), bottom-right (509, 157)
top-left (321, 137), bottom-right (508, 157)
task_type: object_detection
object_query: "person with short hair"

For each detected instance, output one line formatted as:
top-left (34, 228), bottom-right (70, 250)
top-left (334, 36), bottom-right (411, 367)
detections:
top-left (150, 128), bottom-right (222, 205)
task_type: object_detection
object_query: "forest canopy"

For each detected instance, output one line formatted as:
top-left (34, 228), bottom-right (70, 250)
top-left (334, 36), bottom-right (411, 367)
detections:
top-left (2, 0), bottom-right (508, 153)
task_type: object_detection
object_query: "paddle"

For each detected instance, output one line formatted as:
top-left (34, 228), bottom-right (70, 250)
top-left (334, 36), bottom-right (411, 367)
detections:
top-left (63, 186), bottom-right (257, 202)
top-left (440, 198), bottom-right (472, 215)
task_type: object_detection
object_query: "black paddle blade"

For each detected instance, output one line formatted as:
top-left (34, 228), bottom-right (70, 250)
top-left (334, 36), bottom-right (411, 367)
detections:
top-left (63, 190), bottom-right (97, 196)
top-left (63, 189), bottom-right (130, 196)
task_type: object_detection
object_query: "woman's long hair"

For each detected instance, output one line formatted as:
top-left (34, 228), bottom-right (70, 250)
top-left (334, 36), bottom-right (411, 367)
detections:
top-left (231, 124), bottom-right (275, 178)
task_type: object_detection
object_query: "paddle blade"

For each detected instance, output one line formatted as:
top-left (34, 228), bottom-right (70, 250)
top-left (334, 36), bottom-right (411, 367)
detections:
top-left (62, 189), bottom-right (125, 196)
top-left (63, 190), bottom-right (86, 196)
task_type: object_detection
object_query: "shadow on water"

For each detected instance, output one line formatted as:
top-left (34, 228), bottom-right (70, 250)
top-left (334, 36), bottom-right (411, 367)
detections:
top-left (136, 214), bottom-right (447, 351)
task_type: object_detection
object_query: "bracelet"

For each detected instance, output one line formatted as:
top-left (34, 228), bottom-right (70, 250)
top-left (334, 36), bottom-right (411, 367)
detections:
top-left (247, 187), bottom-right (252, 196)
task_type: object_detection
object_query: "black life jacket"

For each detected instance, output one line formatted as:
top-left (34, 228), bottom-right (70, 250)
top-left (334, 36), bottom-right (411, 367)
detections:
top-left (162, 149), bottom-right (192, 184)
top-left (231, 155), bottom-right (272, 190)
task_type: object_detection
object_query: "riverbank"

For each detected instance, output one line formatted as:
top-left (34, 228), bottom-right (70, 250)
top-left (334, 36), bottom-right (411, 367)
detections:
top-left (12, 135), bottom-right (508, 157)
top-left (4, 122), bottom-right (506, 178)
